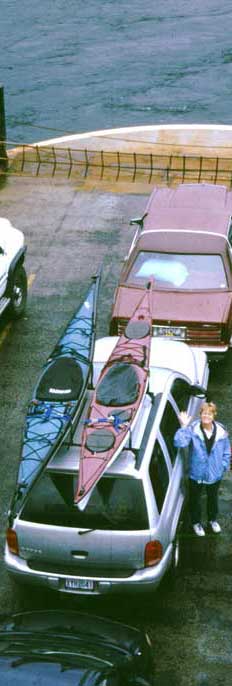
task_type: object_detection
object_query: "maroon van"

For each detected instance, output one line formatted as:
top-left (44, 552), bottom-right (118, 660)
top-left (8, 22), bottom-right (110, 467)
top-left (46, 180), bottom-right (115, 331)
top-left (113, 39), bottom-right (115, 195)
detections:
top-left (110, 183), bottom-right (232, 360)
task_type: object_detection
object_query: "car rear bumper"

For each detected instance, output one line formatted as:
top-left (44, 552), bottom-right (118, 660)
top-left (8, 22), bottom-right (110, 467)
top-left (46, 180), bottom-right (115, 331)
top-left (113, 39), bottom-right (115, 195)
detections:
top-left (5, 542), bottom-right (173, 595)
top-left (111, 320), bottom-right (229, 359)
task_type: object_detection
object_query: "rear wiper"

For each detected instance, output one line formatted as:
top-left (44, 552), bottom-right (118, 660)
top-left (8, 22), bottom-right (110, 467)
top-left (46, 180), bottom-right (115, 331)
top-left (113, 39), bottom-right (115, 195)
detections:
top-left (78, 511), bottom-right (122, 534)
top-left (78, 518), bottom-right (115, 533)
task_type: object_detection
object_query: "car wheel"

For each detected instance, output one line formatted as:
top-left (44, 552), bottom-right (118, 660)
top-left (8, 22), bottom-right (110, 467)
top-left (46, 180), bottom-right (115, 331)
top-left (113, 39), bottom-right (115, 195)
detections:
top-left (171, 537), bottom-right (180, 571)
top-left (9, 264), bottom-right (27, 318)
top-left (163, 537), bottom-right (180, 590)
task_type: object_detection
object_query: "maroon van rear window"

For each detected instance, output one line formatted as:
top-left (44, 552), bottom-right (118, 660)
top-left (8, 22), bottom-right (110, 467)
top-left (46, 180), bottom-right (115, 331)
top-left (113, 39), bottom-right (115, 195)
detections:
top-left (126, 251), bottom-right (227, 290)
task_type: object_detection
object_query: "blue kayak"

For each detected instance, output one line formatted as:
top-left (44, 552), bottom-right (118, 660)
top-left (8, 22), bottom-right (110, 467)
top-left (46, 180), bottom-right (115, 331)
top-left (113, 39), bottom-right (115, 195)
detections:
top-left (12, 271), bottom-right (101, 512)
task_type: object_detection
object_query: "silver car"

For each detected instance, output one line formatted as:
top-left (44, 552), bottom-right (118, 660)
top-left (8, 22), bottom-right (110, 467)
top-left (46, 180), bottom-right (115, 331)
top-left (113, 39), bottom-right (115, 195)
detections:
top-left (5, 337), bottom-right (209, 596)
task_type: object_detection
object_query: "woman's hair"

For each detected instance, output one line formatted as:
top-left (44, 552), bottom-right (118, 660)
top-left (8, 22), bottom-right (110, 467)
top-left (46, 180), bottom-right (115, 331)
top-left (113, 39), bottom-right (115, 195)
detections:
top-left (200, 401), bottom-right (217, 418)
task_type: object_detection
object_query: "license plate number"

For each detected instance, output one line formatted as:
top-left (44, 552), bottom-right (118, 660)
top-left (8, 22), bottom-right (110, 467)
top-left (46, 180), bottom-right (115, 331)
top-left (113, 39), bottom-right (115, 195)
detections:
top-left (65, 578), bottom-right (94, 591)
top-left (153, 325), bottom-right (186, 340)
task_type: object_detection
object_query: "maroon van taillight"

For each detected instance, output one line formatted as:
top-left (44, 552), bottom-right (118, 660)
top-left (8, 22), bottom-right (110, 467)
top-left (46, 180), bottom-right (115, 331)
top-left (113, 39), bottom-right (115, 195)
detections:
top-left (186, 323), bottom-right (222, 344)
top-left (110, 318), bottom-right (128, 336)
top-left (144, 540), bottom-right (163, 567)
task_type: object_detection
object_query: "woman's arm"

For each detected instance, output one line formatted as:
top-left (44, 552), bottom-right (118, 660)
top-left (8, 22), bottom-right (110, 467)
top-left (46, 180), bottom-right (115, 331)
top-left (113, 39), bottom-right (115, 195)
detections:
top-left (174, 412), bottom-right (193, 448)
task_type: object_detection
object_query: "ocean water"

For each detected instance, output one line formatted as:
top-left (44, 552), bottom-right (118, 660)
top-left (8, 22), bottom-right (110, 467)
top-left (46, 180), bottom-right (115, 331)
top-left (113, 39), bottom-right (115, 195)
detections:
top-left (1, 0), bottom-right (232, 144)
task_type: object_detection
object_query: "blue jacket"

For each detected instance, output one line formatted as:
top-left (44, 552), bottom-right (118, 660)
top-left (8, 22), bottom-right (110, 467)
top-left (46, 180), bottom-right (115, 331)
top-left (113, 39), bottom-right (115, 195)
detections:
top-left (174, 421), bottom-right (231, 484)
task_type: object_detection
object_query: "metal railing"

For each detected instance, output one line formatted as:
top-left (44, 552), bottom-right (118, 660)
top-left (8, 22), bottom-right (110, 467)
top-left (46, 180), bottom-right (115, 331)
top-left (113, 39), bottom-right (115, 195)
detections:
top-left (2, 142), bottom-right (232, 187)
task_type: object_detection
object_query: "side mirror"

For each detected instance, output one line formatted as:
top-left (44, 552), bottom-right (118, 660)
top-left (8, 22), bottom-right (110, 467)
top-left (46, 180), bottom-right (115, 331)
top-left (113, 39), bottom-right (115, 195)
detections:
top-left (130, 216), bottom-right (143, 226)
top-left (129, 212), bottom-right (148, 229)
top-left (191, 384), bottom-right (207, 399)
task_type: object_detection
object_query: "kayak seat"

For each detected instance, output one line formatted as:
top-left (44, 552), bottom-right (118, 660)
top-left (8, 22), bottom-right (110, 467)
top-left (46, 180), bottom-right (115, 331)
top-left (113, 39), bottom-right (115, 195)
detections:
top-left (96, 362), bottom-right (139, 406)
top-left (85, 428), bottom-right (115, 453)
top-left (36, 356), bottom-right (83, 401)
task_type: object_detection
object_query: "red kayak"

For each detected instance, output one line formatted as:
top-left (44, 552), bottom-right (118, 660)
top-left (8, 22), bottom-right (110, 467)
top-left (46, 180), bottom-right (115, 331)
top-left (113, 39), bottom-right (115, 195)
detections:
top-left (74, 281), bottom-right (153, 509)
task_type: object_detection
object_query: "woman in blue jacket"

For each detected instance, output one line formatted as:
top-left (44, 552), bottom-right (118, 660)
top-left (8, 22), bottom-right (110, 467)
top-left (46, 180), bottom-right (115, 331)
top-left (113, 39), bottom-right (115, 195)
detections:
top-left (174, 402), bottom-right (230, 537)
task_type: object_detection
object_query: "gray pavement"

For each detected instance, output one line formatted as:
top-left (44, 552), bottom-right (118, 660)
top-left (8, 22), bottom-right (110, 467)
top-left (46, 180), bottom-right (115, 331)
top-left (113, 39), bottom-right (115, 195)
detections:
top-left (0, 170), bottom-right (232, 686)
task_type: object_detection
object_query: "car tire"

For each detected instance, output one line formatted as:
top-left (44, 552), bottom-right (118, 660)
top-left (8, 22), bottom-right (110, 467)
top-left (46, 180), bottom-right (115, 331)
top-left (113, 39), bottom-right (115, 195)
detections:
top-left (162, 536), bottom-right (180, 590)
top-left (170, 537), bottom-right (180, 573)
top-left (8, 264), bottom-right (27, 319)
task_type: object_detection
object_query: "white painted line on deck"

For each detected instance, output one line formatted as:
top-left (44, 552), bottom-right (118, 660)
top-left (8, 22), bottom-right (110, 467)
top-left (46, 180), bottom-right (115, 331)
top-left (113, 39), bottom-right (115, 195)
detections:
top-left (0, 322), bottom-right (12, 347)
top-left (35, 123), bottom-right (232, 147)
top-left (27, 273), bottom-right (36, 288)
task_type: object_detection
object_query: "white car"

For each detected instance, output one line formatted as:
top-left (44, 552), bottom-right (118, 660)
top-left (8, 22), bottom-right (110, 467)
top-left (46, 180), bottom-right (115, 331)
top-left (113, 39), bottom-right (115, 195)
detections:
top-left (6, 337), bottom-right (209, 595)
top-left (0, 217), bottom-right (27, 318)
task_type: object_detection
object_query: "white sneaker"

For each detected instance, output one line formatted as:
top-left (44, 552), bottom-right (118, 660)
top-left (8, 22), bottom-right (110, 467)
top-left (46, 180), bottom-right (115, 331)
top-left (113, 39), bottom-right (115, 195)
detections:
top-left (209, 520), bottom-right (221, 533)
top-left (193, 523), bottom-right (205, 537)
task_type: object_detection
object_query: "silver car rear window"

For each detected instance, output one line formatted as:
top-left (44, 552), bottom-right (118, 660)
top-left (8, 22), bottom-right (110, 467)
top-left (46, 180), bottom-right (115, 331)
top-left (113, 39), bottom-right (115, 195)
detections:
top-left (20, 472), bottom-right (149, 531)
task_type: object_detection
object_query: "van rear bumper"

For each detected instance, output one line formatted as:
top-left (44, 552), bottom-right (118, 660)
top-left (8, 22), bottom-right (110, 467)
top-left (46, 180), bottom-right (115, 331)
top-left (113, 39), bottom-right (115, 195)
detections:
top-left (5, 542), bottom-right (173, 595)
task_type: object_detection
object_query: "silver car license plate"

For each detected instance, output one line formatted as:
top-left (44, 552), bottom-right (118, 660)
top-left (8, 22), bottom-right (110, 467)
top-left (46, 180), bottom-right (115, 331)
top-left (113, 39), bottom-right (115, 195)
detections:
top-left (65, 578), bottom-right (94, 591)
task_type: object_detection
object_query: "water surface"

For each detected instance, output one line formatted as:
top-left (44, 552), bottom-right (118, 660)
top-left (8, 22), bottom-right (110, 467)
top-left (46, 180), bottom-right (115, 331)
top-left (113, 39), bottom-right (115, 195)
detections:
top-left (2, 1), bottom-right (232, 143)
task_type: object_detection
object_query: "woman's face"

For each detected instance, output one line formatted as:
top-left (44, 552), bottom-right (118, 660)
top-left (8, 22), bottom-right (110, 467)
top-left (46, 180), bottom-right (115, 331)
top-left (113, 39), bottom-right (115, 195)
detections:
top-left (201, 409), bottom-right (214, 428)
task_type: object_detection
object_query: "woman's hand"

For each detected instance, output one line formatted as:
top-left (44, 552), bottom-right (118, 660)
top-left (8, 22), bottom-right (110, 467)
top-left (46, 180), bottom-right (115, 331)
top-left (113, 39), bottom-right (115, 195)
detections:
top-left (179, 411), bottom-right (192, 428)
